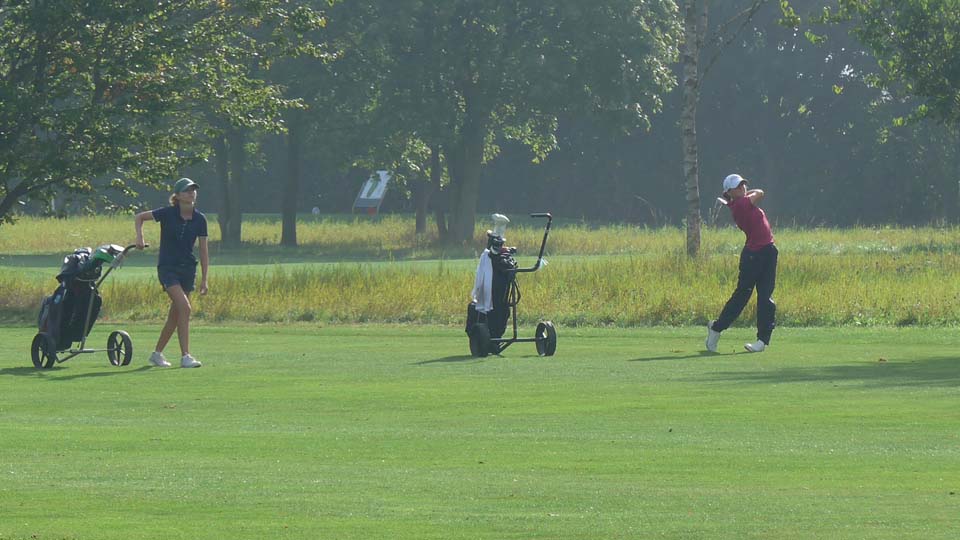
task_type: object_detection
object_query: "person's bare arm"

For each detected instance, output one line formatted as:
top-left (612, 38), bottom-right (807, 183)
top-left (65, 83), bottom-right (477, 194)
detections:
top-left (746, 189), bottom-right (765, 206)
top-left (198, 237), bottom-right (209, 295)
top-left (134, 211), bottom-right (155, 248)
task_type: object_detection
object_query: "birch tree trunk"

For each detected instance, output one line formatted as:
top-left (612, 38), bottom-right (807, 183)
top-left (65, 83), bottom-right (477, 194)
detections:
top-left (681, 1), bottom-right (706, 257)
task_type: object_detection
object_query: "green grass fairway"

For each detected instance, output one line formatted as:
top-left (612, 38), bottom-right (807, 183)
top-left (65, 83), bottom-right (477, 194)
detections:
top-left (1, 325), bottom-right (958, 539)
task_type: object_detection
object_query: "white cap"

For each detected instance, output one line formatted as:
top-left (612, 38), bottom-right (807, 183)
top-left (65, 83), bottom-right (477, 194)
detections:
top-left (723, 174), bottom-right (746, 193)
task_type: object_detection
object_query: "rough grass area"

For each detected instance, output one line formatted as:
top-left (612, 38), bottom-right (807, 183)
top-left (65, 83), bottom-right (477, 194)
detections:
top-left (3, 216), bottom-right (960, 326)
top-left (2, 214), bottom-right (959, 258)
top-left (1, 324), bottom-right (957, 539)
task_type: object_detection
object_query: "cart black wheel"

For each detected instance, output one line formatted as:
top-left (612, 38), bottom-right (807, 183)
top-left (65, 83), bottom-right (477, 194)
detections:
top-left (107, 330), bottom-right (133, 366)
top-left (469, 323), bottom-right (491, 358)
top-left (535, 321), bottom-right (557, 357)
top-left (31, 332), bottom-right (58, 369)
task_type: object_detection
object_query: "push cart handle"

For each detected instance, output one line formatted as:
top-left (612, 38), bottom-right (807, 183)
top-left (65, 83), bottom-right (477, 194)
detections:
top-left (515, 212), bottom-right (553, 273)
top-left (96, 244), bottom-right (149, 287)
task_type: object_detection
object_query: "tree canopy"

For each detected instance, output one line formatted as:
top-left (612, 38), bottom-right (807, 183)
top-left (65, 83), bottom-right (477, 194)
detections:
top-left (0, 0), bottom-right (316, 223)
top-left (3, 0), bottom-right (960, 231)
top-left (831, 0), bottom-right (960, 125)
top-left (340, 0), bottom-right (682, 243)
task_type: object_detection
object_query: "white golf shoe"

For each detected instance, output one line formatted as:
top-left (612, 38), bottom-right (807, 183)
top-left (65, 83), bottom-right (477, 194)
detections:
top-left (148, 351), bottom-right (171, 367)
top-left (705, 321), bottom-right (721, 353)
top-left (180, 354), bottom-right (202, 368)
top-left (744, 340), bottom-right (767, 353)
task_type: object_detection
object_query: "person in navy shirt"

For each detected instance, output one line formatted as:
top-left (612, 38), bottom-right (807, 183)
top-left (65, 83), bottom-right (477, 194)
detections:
top-left (135, 177), bottom-right (209, 368)
top-left (705, 174), bottom-right (778, 353)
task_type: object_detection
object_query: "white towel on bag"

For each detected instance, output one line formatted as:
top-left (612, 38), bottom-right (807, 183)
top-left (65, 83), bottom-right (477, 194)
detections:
top-left (471, 249), bottom-right (494, 313)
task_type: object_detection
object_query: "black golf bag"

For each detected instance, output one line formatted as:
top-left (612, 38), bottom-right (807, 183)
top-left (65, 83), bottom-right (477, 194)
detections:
top-left (37, 248), bottom-right (104, 350)
top-left (466, 247), bottom-right (518, 340)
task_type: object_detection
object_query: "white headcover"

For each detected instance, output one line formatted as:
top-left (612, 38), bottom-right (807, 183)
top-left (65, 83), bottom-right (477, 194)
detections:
top-left (491, 213), bottom-right (510, 238)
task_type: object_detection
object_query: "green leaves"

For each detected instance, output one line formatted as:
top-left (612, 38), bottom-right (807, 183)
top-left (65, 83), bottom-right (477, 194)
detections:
top-left (0, 0), bottom-right (326, 223)
top-left (779, 0), bottom-right (802, 28)
top-left (843, 0), bottom-right (960, 126)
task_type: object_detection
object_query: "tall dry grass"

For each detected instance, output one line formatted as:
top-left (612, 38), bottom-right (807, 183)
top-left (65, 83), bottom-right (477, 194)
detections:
top-left (3, 215), bottom-right (960, 326)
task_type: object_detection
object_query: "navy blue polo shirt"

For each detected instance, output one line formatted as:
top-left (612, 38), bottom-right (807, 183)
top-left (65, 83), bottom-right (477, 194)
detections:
top-left (152, 205), bottom-right (208, 267)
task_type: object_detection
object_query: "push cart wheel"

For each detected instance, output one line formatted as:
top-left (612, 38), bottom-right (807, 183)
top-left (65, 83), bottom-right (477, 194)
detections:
top-left (535, 321), bottom-right (557, 357)
top-left (107, 330), bottom-right (133, 366)
top-left (31, 332), bottom-right (58, 369)
top-left (469, 323), bottom-right (491, 358)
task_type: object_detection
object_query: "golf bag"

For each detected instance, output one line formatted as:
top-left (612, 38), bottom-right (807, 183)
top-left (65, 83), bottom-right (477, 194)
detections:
top-left (466, 247), bottom-right (519, 340)
top-left (464, 212), bottom-right (555, 358)
top-left (37, 247), bottom-right (104, 350)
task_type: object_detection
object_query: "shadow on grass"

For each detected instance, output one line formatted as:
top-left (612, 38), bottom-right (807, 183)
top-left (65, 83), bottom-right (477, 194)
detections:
top-left (0, 242), bottom-right (479, 267)
top-left (629, 351), bottom-right (718, 362)
top-left (0, 253), bottom-right (158, 268)
top-left (53, 366), bottom-right (153, 380)
top-left (701, 355), bottom-right (960, 388)
top-left (0, 365), bottom-right (151, 379)
top-left (414, 355), bottom-right (483, 365)
top-left (0, 366), bottom-right (49, 376)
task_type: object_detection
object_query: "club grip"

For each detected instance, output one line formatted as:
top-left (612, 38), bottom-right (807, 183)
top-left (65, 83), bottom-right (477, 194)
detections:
top-left (530, 212), bottom-right (552, 219)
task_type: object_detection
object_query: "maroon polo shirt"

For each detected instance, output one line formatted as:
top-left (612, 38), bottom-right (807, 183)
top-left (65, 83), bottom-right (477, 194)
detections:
top-left (729, 196), bottom-right (774, 251)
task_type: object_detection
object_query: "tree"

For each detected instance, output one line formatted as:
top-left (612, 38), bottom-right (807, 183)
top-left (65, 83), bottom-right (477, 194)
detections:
top-left (259, 0), bottom-right (401, 246)
top-left (0, 1), bottom-right (312, 227)
top-left (441, 0), bottom-right (959, 227)
top-left (187, 2), bottom-right (326, 247)
top-left (0, 1), bottom-right (188, 222)
top-left (829, 0), bottom-right (960, 125)
top-left (824, 0), bottom-right (960, 220)
top-left (358, 0), bottom-right (682, 244)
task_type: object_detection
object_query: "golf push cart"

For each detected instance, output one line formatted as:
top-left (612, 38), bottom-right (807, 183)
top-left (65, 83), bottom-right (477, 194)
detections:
top-left (466, 212), bottom-right (556, 357)
top-left (31, 243), bottom-right (147, 369)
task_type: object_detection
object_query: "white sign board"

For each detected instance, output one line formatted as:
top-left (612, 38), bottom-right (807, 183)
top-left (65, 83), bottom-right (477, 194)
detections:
top-left (353, 170), bottom-right (391, 215)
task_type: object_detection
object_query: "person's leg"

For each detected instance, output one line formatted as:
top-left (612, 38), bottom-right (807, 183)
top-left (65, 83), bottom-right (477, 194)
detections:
top-left (149, 267), bottom-right (182, 366)
top-left (164, 284), bottom-right (192, 356)
top-left (174, 266), bottom-right (201, 367)
top-left (755, 245), bottom-right (778, 344)
top-left (154, 302), bottom-right (178, 353)
top-left (712, 248), bottom-right (763, 332)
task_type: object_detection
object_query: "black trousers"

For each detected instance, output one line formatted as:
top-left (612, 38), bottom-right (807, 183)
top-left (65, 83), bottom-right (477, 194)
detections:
top-left (712, 243), bottom-right (778, 344)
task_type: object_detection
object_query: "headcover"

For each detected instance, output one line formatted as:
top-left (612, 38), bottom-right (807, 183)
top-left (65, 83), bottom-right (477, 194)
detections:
top-left (486, 213), bottom-right (510, 250)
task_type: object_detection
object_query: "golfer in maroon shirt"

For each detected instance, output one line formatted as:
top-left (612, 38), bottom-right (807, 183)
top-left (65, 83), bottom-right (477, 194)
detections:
top-left (705, 174), bottom-right (778, 353)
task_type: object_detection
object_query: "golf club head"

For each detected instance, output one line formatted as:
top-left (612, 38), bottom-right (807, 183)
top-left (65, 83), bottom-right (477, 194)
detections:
top-left (716, 197), bottom-right (728, 206)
